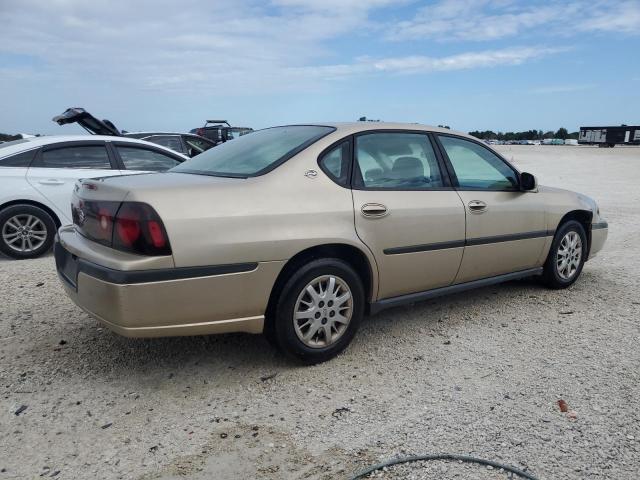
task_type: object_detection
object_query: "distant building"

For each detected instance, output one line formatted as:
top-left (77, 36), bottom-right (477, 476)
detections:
top-left (579, 125), bottom-right (640, 147)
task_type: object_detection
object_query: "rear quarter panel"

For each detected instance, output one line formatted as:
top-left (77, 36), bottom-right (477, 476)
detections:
top-left (124, 133), bottom-right (376, 275)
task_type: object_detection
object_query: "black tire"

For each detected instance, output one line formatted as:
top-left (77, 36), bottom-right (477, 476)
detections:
top-left (0, 204), bottom-right (56, 259)
top-left (541, 220), bottom-right (587, 289)
top-left (271, 258), bottom-right (364, 364)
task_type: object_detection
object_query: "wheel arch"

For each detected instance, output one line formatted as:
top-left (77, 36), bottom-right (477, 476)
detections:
top-left (265, 243), bottom-right (377, 323)
top-left (0, 199), bottom-right (62, 228)
top-left (556, 209), bottom-right (593, 257)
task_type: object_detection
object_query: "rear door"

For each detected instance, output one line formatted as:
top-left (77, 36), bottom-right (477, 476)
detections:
top-left (26, 141), bottom-right (120, 223)
top-left (351, 131), bottom-right (466, 300)
top-left (435, 134), bottom-right (547, 283)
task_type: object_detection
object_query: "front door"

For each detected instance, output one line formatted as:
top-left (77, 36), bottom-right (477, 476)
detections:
top-left (435, 134), bottom-right (547, 283)
top-left (351, 131), bottom-right (466, 300)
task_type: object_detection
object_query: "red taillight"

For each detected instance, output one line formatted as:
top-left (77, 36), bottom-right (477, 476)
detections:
top-left (73, 200), bottom-right (119, 246)
top-left (74, 199), bottom-right (171, 256)
top-left (115, 203), bottom-right (142, 247)
top-left (147, 221), bottom-right (166, 248)
top-left (112, 202), bottom-right (171, 256)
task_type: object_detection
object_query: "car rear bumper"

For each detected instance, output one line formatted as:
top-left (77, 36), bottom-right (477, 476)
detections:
top-left (589, 221), bottom-right (608, 259)
top-left (54, 227), bottom-right (284, 338)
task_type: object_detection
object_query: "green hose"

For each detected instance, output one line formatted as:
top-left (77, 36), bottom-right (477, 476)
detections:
top-left (349, 453), bottom-right (538, 479)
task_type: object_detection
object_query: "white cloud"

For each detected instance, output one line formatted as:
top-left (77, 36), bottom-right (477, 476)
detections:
top-left (576, 0), bottom-right (640, 34)
top-left (387, 0), bottom-right (640, 42)
top-left (528, 83), bottom-right (597, 94)
top-left (286, 46), bottom-right (565, 79)
top-left (0, 0), bottom-right (567, 95)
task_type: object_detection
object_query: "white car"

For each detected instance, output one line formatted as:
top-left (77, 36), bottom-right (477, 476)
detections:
top-left (0, 135), bottom-right (188, 259)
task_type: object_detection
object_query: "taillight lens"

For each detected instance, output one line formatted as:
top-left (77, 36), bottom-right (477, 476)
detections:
top-left (73, 200), bottom-right (119, 247)
top-left (73, 200), bottom-right (171, 256)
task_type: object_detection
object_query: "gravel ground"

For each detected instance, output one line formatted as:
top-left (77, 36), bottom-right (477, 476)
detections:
top-left (1, 145), bottom-right (639, 479)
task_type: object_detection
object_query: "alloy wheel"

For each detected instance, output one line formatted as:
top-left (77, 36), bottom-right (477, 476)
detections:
top-left (1, 214), bottom-right (48, 253)
top-left (556, 231), bottom-right (582, 280)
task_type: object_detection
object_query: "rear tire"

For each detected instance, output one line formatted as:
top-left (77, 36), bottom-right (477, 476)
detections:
top-left (0, 204), bottom-right (56, 259)
top-left (271, 258), bottom-right (364, 364)
top-left (541, 220), bottom-right (587, 289)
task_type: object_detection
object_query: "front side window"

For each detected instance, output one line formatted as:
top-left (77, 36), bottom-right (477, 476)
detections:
top-left (117, 146), bottom-right (181, 172)
top-left (354, 132), bottom-right (444, 189)
top-left (438, 135), bottom-right (518, 190)
top-left (319, 141), bottom-right (350, 186)
top-left (38, 145), bottom-right (111, 169)
top-left (171, 126), bottom-right (334, 178)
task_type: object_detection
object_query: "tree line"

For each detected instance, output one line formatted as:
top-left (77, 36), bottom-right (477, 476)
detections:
top-left (0, 132), bottom-right (22, 142)
top-left (468, 128), bottom-right (578, 141)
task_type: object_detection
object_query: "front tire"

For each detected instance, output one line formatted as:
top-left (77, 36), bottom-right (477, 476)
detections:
top-left (0, 204), bottom-right (56, 259)
top-left (541, 220), bottom-right (587, 289)
top-left (271, 258), bottom-right (364, 364)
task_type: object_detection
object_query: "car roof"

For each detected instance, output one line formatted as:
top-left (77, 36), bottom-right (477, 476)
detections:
top-left (124, 132), bottom-right (212, 140)
top-left (302, 122), bottom-right (474, 139)
top-left (0, 135), bottom-right (188, 159)
top-left (125, 132), bottom-right (187, 136)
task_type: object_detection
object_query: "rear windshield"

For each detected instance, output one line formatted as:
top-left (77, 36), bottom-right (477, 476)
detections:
top-left (170, 125), bottom-right (334, 177)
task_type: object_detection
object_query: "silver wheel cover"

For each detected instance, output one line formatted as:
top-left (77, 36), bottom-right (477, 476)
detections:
top-left (293, 275), bottom-right (353, 348)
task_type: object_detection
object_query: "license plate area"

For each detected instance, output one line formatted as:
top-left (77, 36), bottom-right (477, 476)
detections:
top-left (54, 240), bottom-right (79, 290)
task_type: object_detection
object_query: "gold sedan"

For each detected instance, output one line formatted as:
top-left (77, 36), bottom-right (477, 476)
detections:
top-left (55, 123), bottom-right (608, 363)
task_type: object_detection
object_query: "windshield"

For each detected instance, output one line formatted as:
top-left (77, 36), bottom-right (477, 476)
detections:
top-left (171, 125), bottom-right (334, 177)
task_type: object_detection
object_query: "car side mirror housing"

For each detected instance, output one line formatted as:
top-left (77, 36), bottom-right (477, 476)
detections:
top-left (520, 172), bottom-right (537, 191)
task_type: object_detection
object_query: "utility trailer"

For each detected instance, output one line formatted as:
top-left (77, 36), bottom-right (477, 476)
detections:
top-left (579, 125), bottom-right (640, 147)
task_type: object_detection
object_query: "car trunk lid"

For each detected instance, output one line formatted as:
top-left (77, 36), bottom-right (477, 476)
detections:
top-left (53, 108), bottom-right (122, 136)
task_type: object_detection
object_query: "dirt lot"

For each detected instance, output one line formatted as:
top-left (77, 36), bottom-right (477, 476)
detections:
top-left (1, 145), bottom-right (639, 479)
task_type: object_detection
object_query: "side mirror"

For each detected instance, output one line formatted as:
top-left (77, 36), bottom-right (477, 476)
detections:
top-left (520, 172), bottom-right (537, 191)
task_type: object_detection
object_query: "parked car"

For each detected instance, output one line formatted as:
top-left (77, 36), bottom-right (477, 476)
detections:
top-left (54, 123), bottom-right (608, 363)
top-left (123, 132), bottom-right (216, 158)
top-left (190, 120), bottom-right (253, 145)
top-left (0, 135), bottom-right (187, 259)
top-left (53, 108), bottom-right (216, 157)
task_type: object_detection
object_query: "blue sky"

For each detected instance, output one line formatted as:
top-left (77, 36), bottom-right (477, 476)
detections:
top-left (1, 0), bottom-right (639, 135)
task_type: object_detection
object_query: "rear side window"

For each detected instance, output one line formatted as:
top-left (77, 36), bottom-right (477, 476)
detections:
top-left (117, 146), bottom-right (181, 172)
top-left (354, 132), bottom-right (444, 189)
top-left (0, 149), bottom-right (38, 167)
top-left (38, 145), bottom-right (112, 169)
top-left (319, 141), bottom-right (351, 187)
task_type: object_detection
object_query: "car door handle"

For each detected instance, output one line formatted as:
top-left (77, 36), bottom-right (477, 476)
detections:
top-left (38, 179), bottom-right (65, 185)
top-left (468, 200), bottom-right (487, 213)
top-left (361, 203), bottom-right (388, 218)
